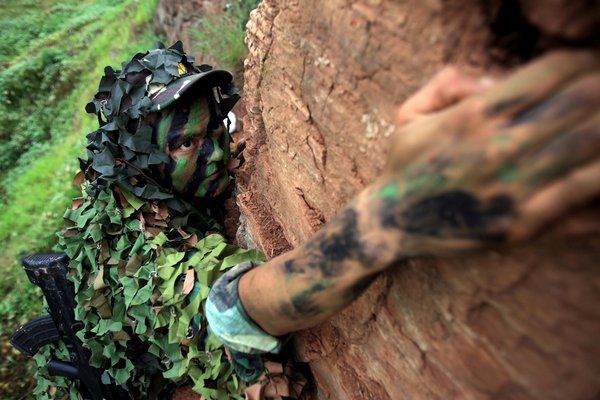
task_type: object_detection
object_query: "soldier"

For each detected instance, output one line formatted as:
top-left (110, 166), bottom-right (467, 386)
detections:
top-left (34, 41), bottom-right (599, 400)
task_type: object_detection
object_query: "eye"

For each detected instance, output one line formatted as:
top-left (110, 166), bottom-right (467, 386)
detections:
top-left (179, 140), bottom-right (194, 150)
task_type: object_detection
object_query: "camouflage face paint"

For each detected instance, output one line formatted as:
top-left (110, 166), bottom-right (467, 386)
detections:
top-left (150, 92), bottom-right (231, 198)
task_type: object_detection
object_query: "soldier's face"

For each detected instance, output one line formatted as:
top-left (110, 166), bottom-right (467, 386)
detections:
top-left (150, 93), bottom-right (230, 198)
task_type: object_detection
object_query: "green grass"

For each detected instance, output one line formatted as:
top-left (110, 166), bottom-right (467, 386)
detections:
top-left (192, 0), bottom-right (261, 75)
top-left (0, 1), bottom-right (160, 397)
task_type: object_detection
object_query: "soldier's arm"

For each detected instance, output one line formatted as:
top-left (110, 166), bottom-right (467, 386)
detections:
top-left (238, 50), bottom-right (600, 336)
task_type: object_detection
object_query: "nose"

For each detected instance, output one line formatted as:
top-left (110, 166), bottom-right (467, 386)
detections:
top-left (209, 145), bottom-right (224, 162)
top-left (207, 125), bottom-right (226, 163)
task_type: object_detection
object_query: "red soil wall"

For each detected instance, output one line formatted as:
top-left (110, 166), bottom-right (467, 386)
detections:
top-left (237, 1), bottom-right (600, 399)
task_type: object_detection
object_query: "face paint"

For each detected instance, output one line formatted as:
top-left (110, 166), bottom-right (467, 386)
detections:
top-left (149, 92), bottom-right (231, 198)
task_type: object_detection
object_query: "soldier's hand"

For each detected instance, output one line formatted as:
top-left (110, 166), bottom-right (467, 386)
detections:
top-left (395, 66), bottom-right (493, 126)
top-left (381, 50), bottom-right (599, 255)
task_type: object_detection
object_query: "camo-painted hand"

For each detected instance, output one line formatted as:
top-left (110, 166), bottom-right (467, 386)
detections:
top-left (238, 50), bottom-right (600, 336)
top-left (148, 91), bottom-right (231, 199)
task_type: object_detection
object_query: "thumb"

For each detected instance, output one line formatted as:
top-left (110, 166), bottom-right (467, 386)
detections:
top-left (396, 67), bottom-right (493, 126)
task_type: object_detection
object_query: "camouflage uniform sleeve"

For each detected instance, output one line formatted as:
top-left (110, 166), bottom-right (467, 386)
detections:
top-left (205, 261), bottom-right (283, 380)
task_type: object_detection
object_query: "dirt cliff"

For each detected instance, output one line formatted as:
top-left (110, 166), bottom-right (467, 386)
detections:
top-left (238, 1), bottom-right (600, 399)
top-left (155, 0), bottom-right (600, 398)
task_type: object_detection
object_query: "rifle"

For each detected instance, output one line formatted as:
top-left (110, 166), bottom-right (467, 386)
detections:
top-left (10, 253), bottom-right (122, 400)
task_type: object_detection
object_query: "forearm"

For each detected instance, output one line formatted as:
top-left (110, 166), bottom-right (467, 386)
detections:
top-left (238, 177), bottom-right (411, 336)
top-left (239, 166), bottom-right (536, 335)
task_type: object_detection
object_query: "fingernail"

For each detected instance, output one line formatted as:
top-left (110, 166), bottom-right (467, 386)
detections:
top-left (479, 77), bottom-right (495, 88)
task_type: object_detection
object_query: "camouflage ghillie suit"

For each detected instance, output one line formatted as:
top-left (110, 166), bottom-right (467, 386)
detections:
top-left (33, 42), bottom-right (264, 400)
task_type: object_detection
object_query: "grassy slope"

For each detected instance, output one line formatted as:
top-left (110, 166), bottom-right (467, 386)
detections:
top-left (193, 0), bottom-right (261, 75)
top-left (0, 1), bottom-right (262, 397)
top-left (0, 1), bottom-right (159, 397)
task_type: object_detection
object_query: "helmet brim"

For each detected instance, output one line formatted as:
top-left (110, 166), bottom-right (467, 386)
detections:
top-left (149, 69), bottom-right (233, 112)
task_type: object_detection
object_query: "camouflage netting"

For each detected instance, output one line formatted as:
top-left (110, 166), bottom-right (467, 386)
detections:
top-left (33, 42), bottom-right (264, 400)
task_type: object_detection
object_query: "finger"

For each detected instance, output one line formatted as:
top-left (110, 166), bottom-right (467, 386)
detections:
top-left (481, 71), bottom-right (600, 180)
top-left (509, 159), bottom-right (600, 241)
top-left (508, 70), bottom-right (600, 128)
top-left (396, 67), bottom-right (492, 126)
top-left (482, 50), bottom-right (600, 119)
top-left (520, 111), bottom-right (600, 191)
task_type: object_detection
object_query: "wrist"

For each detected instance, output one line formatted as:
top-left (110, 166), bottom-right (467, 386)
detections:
top-left (350, 180), bottom-right (407, 271)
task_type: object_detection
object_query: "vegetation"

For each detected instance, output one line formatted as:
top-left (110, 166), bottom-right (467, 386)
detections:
top-left (0, 0), bottom-right (160, 397)
top-left (0, 0), bottom-right (259, 397)
top-left (193, 0), bottom-right (261, 74)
